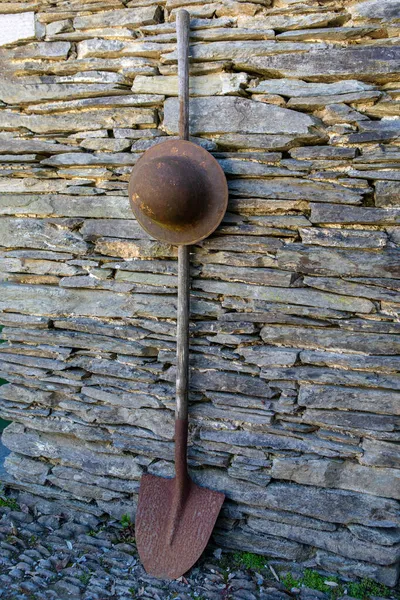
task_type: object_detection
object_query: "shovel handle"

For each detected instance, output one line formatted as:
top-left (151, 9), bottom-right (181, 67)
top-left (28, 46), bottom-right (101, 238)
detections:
top-left (176, 9), bottom-right (190, 421)
top-left (177, 9), bottom-right (190, 141)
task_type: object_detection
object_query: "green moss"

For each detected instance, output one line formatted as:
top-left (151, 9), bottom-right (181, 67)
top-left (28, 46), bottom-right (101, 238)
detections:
top-left (0, 495), bottom-right (19, 511)
top-left (121, 513), bottom-right (132, 528)
top-left (233, 551), bottom-right (267, 571)
top-left (347, 578), bottom-right (393, 599)
top-left (79, 572), bottom-right (92, 586)
top-left (282, 570), bottom-right (397, 600)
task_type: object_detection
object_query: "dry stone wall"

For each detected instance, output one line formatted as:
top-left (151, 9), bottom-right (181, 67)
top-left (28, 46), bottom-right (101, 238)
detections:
top-left (0, 0), bottom-right (399, 587)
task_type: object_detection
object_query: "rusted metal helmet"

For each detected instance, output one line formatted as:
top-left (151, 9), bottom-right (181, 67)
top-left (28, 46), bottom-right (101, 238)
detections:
top-left (128, 139), bottom-right (228, 245)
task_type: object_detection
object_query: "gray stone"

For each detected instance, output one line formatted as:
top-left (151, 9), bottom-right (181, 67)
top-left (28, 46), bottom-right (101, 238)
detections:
top-left (0, 283), bottom-right (177, 319)
top-left (0, 194), bottom-right (131, 218)
top-left (200, 264), bottom-right (293, 287)
top-left (317, 102), bottom-right (369, 124)
top-left (261, 325), bottom-right (400, 355)
top-left (1, 41), bottom-right (70, 59)
top-left (0, 80), bottom-right (132, 104)
top-left (132, 72), bottom-right (247, 96)
top-left (311, 203), bottom-right (400, 224)
top-left (235, 479), bottom-right (400, 527)
top-left (0, 139), bottom-right (80, 155)
top-left (247, 517), bottom-right (400, 565)
top-left (250, 78), bottom-right (376, 97)
top-left (0, 218), bottom-right (87, 254)
top-left (300, 226), bottom-right (386, 248)
top-left (271, 457), bottom-right (400, 500)
top-left (300, 350), bottom-right (400, 373)
top-left (194, 280), bottom-right (374, 313)
top-left (163, 96), bottom-right (321, 135)
top-left (303, 275), bottom-right (400, 303)
top-left (263, 368), bottom-right (400, 391)
top-left (276, 26), bottom-right (386, 42)
top-left (237, 46), bottom-right (400, 83)
top-left (238, 347), bottom-right (298, 368)
top-left (287, 91), bottom-right (381, 111)
top-left (77, 38), bottom-right (174, 60)
top-left (375, 181), bottom-right (400, 207)
top-left (290, 146), bottom-right (357, 160)
top-left (0, 107), bottom-right (156, 133)
top-left (315, 551), bottom-right (400, 587)
top-left (303, 409), bottom-right (399, 433)
top-left (237, 12), bottom-right (346, 32)
top-left (214, 528), bottom-right (309, 561)
top-left (277, 245), bottom-right (400, 278)
top-left (361, 438), bottom-right (400, 469)
top-left (5, 453), bottom-right (49, 485)
top-left (161, 41), bottom-right (321, 62)
top-left (2, 423), bottom-right (142, 479)
top-left (348, 524), bottom-right (400, 546)
top-left (348, 0), bottom-right (400, 24)
top-left (73, 6), bottom-right (162, 29)
top-left (0, 12), bottom-right (36, 47)
top-left (228, 178), bottom-right (363, 205)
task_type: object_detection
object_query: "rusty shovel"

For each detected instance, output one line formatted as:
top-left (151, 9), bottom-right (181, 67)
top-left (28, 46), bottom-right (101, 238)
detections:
top-left (129, 10), bottom-right (227, 580)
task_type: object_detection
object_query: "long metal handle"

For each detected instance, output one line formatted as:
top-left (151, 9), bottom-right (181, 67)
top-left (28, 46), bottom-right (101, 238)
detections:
top-left (176, 9), bottom-right (190, 422)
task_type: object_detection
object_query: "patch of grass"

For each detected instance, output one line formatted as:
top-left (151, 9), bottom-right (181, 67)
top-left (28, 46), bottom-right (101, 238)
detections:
top-left (118, 513), bottom-right (135, 543)
top-left (121, 513), bottom-right (132, 528)
top-left (0, 495), bottom-right (19, 511)
top-left (233, 551), bottom-right (267, 571)
top-left (79, 571), bottom-right (92, 586)
top-left (347, 578), bottom-right (393, 599)
top-left (282, 570), bottom-right (397, 600)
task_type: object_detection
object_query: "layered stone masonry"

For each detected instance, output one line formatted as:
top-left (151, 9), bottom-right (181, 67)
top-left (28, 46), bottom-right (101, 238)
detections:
top-left (0, 0), bottom-right (399, 587)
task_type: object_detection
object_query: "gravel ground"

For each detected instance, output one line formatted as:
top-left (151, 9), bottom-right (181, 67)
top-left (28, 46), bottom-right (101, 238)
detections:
top-left (0, 496), bottom-right (391, 600)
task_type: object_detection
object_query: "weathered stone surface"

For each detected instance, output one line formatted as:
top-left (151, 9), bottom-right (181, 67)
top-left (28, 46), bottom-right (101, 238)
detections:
top-left (73, 6), bottom-right (162, 29)
top-left (272, 456), bottom-right (400, 500)
top-left (132, 72), bottom-right (247, 95)
top-left (221, 478), bottom-right (400, 527)
top-left (77, 38), bottom-right (174, 60)
top-left (238, 46), bottom-right (400, 82)
top-left (316, 550), bottom-right (400, 587)
top-left (0, 138), bottom-right (80, 155)
top-left (0, 12), bottom-right (36, 47)
top-left (0, 218), bottom-right (87, 254)
top-left (1, 41), bottom-right (70, 59)
top-left (2, 423), bottom-right (142, 480)
top-left (237, 13), bottom-right (346, 32)
top-left (303, 409), bottom-right (399, 433)
top-left (194, 279), bottom-right (374, 313)
top-left (0, 108), bottom-right (156, 133)
top-left (0, 283), bottom-right (177, 318)
top-left (161, 41), bottom-right (321, 63)
top-left (361, 438), bottom-right (400, 469)
top-left (0, 194), bottom-right (131, 218)
top-left (261, 325), bottom-right (400, 355)
top-left (247, 517), bottom-right (400, 564)
top-left (375, 180), bottom-right (400, 207)
top-left (348, 0), bottom-right (400, 24)
top-left (277, 245), bottom-right (400, 278)
top-left (163, 96), bottom-right (321, 135)
top-left (0, 80), bottom-right (133, 104)
top-left (300, 350), bottom-right (400, 373)
top-left (250, 78), bottom-right (376, 97)
top-left (300, 226), bottom-right (387, 248)
top-left (228, 179), bottom-right (363, 204)
top-left (310, 203), bottom-right (400, 224)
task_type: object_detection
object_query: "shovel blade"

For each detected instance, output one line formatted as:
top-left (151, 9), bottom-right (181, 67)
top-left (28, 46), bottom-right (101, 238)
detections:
top-left (135, 473), bottom-right (225, 580)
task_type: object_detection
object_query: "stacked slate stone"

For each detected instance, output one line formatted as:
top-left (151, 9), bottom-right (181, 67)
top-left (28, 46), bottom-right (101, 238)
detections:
top-left (0, 0), bottom-right (399, 587)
